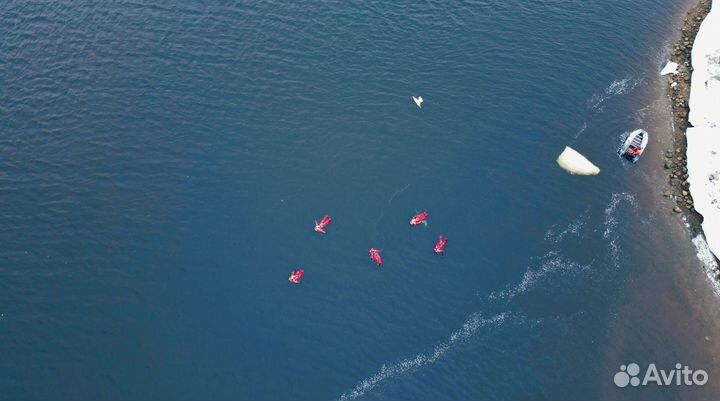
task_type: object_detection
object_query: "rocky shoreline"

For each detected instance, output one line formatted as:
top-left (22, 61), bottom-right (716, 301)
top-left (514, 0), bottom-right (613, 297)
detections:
top-left (663, 0), bottom-right (717, 273)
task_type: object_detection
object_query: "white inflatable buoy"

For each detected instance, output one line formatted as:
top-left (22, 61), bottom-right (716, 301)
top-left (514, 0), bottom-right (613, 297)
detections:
top-left (556, 146), bottom-right (600, 176)
top-left (660, 60), bottom-right (679, 75)
top-left (412, 96), bottom-right (423, 108)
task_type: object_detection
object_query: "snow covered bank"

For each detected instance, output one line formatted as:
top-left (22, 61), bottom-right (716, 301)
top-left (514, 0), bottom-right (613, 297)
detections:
top-left (686, 0), bottom-right (720, 259)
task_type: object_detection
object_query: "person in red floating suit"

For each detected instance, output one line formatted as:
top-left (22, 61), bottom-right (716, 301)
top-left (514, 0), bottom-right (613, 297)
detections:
top-left (314, 215), bottom-right (332, 234)
top-left (410, 212), bottom-right (428, 226)
top-left (288, 269), bottom-right (304, 284)
top-left (434, 236), bottom-right (449, 255)
top-left (369, 248), bottom-right (383, 267)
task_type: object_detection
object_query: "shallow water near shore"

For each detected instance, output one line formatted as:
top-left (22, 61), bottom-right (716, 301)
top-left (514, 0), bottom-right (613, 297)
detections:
top-left (2, 1), bottom-right (720, 400)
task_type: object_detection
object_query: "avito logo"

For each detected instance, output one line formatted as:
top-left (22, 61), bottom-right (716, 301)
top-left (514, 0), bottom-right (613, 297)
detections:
top-left (614, 363), bottom-right (709, 388)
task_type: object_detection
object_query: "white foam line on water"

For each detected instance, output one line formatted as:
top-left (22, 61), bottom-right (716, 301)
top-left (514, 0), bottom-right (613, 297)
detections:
top-left (574, 121), bottom-right (588, 139)
top-left (494, 193), bottom-right (636, 300)
top-left (588, 77), bottom-right (642, 111)
top-left (387, 183), bottom-right (411, 205)
top-left (603, 192), bottom-right (636, 270)
top-left (490, 217), bottom-right (590, 300)
top-left (337, 313), bottom-right (507, 401)
top-left (489, 252), bottom-right (590, 300)
top-left (544, 215), bottom-right (587, 244)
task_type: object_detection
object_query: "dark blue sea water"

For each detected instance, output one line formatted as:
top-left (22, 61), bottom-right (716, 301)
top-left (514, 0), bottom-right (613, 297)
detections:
top-left (2, 1), bottom-right (720, 400)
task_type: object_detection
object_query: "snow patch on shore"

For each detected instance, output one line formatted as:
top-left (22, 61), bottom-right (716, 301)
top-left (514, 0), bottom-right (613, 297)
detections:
top-left (692, 235), bottom-right (720, 296)
top-left (686, 1), bottom-right (720, 261)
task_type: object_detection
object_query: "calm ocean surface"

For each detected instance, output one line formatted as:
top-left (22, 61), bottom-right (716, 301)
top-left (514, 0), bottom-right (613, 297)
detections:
top-left (1, 1), bottom-right (717, 400)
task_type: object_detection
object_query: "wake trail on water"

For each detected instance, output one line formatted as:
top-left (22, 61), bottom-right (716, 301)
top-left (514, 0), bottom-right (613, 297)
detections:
top-left (603, 192), bottom-right (636, 270)
top-left (544, 215), bottom-right (587, 243)
top-left (337, 193), bottom-right (637, 400)
top-left (588, 76), bottom-right (643, 112)
top-left (388, 183), bottom-right (412, 205)
top-left (574, 122), bottom-right (588, 139)
top-left (490, 191), bottom-right (637, 303)
top-left (489, 251), bottom-right (591, 301)
top-left (337, 313), bottom-right (508, 401)
top-left (574, 76), bottom-right (643, 139)
top-left (490, 216), bottom-right (591, 301)
top-left (574, 76), bottom-right (642, 141)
